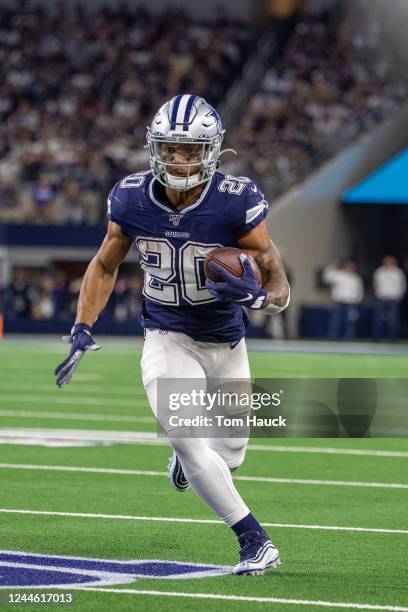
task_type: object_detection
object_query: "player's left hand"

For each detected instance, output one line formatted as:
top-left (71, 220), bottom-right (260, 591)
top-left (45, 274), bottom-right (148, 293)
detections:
top-left (206, 254), bottom-right (267, 309)
top-left (54, 323), bottom-right (100, 388)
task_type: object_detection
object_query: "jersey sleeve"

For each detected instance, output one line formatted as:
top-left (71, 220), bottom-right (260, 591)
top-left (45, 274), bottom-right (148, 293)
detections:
top-left (106, 181), bottom-right (133, 238)
top-left (239, 179), bottom-right (269, 235)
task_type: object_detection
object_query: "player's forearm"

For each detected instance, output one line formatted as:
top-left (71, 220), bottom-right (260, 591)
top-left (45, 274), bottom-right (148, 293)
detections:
top-left (75, 256), bottom-right (118, 326)
top-left (254, 246), bottom-right (290, 311)
top-left (263, 278), bottom-right (290, 310)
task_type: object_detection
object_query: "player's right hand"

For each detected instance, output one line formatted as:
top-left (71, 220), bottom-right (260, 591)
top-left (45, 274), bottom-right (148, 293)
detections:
top-left (55, 323), bottom-right (100, 388)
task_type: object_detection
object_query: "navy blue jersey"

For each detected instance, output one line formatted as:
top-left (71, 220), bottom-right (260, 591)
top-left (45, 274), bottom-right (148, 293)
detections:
top-left (107, 171), bottom-right (268, 342)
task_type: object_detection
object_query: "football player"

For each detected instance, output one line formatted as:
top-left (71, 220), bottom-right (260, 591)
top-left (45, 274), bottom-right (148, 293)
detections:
top-left (55, 95), bottom-right (290, 575)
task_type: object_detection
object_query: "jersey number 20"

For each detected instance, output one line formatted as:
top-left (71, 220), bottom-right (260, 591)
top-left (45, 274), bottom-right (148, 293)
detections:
top-left (135, 238), bottom-right (221, 305)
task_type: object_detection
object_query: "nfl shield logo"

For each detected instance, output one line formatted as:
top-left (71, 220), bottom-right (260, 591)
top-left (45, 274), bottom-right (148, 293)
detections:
top-left (169, 214), bottom-right (182, 226)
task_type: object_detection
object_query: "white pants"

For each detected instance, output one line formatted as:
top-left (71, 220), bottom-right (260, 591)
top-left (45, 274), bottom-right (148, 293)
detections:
top-left (141, 329), bottom-right (251, 526)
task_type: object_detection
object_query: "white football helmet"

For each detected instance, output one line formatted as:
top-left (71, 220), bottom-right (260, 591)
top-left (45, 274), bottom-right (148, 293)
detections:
top-left (146, 95), bottom-right (225, 191)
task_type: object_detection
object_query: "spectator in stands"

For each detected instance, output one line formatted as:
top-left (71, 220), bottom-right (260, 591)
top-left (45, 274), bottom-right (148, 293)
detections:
top-left (31, 274), bottom-right (56, 319)
top-left (127, 274), bottom-right (143, 319)
top-left (52, 272), bottom-right (71, 321)
top-left (0, 178), bottom-right (20, 222)
top-left (323, 260), bottom-right (364, 340)
top-left (110, 275), bottom-right (143, 322)
top-left (67, 276), bottom-right (83, 318)
top-left (4, 270), bottom-right (36, 319)
top-left (54, 180), bottom-right (88, 225)
top-left (372, 256), bottom-right (406, 342)
top-left (1, 4), bottom-right (405, 224)
top-left (111, 277), bottom-right (130, 322)
top-left (22, 174), bottom-right (58, 223)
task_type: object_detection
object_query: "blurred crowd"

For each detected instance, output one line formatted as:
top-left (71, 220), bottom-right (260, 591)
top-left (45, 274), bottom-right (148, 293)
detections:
top-left (0, 2), bottom-right (251, 224)
top-left (0, 270), bottom-right (143, 323)
top-left (0, 3), bottom-right (406, 224)
top-left (225, 9), bottom-right (408, 197)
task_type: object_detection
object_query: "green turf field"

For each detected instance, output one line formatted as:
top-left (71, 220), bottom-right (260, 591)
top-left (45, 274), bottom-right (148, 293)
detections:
top-left (0, 340), bottom-right (407, 611)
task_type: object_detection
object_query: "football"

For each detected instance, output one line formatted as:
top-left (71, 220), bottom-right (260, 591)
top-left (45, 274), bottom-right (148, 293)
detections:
top-left (204, 247), bottom-right (263, 285)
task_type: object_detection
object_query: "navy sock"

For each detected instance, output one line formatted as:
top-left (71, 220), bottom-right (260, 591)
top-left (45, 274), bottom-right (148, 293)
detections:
top-left (231, 513), bottom-right (265, 539)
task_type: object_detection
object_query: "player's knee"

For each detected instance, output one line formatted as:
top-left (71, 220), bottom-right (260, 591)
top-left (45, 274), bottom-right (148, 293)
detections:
top-left (226, 449), bottom-right (246, 471)
top-left (215, 438), bottom-right (247, 471)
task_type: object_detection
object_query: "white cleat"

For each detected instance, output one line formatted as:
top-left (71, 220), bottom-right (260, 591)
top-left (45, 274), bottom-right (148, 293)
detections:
top-left (168, 452), bottom-right (190, 492)
top-left (233, 530), bottom-right (281, 575)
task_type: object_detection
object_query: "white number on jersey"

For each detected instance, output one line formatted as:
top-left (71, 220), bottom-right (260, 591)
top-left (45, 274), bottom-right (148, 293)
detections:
top-left (136, 238), bottom-right (221, 305)
top-left (218, 175), bottom-right (251, 195)
top-left (180, 242), bottom-right (222, 305)
top-left (120, 171), bottom-right (150, 189)
top-left (136, 238), bottom-right (178, 304)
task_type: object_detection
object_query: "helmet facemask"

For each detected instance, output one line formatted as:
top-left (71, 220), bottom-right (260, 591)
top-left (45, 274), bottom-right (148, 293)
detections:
top-left (147, 132), bottom-right (223, 191)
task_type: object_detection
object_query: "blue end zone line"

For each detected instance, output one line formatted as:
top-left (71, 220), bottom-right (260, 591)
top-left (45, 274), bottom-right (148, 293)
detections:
top-left (0, 509), bottom-right (407, 535)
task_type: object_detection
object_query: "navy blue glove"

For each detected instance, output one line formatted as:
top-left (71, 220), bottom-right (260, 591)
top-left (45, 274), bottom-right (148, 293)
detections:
top-left (206, 254), bottom-right (267, 309)
top-left (55, 323), bottom-right (100, 388)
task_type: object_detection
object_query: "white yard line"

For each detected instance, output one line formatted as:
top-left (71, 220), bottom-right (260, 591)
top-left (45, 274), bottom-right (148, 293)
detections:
top-left (0, 411), bottom-right (154, 424)
top-left (0, 364), bottom-right (105, 378)
top-left (246, 445), bottom-right (408, 458)
top-left (67, 587), bottom-right (408, 611)
top-left (0, 429), bottom-right (163, 443)
top-left (0, 464), bottom-right (166, 477)
top-left (1, 463), bottom-right (407, 491)
top-left (235, 475), bottom-right (408, 489)
top-left (0, 382), bottom-right (146, 396)
top-left (0, 395), bottom-right (148, 407)
top-left (0, 509), bottom-right (406, 535)
top-left (1, 428), bottom-right (408, 457)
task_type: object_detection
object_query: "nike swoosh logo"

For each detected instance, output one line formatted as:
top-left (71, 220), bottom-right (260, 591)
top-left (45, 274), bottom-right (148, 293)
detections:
top-left (250, 185), bottom-right (257, 192)
top-left (236, 292), bottom-right (254, 302)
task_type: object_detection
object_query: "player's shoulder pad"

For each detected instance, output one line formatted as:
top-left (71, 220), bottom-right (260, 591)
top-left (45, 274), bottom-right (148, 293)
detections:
top-left (107, 171), bottom-right (151, 223)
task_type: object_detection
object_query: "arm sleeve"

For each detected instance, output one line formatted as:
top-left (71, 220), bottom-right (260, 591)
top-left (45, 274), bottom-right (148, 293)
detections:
top-left (238, 179), bottom-right (269, 235)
